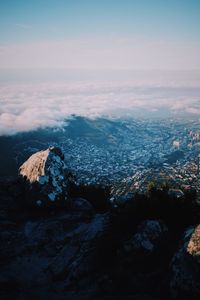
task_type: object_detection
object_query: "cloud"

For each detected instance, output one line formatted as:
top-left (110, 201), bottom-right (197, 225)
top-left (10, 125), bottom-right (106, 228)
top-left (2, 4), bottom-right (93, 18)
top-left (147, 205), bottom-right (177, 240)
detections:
top-left (0, 80), bottom-right (200, 135)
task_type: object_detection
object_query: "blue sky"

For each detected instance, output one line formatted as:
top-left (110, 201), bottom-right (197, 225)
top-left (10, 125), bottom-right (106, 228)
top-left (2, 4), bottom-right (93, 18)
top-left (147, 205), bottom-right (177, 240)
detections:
top-left (1, 0), bottom-right (200, 42)
top-left (0, 0), bottom-right (200, 69)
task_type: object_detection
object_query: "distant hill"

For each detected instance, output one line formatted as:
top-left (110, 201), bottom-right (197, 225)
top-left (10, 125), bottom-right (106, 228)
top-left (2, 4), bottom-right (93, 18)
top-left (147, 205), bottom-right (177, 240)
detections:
top-left (0, 116), bottom-right (134, 177)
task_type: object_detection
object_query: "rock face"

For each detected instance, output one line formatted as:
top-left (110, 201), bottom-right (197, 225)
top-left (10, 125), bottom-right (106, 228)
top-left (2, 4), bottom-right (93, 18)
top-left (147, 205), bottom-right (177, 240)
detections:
top-left (19, 147), bottom-right (70, 207)
top-left (0, 198), bottom-right (111, 300)
top-left (171, 224), bottom-right (200, 299)
top-left (49, 213), bottom-right (110, 280)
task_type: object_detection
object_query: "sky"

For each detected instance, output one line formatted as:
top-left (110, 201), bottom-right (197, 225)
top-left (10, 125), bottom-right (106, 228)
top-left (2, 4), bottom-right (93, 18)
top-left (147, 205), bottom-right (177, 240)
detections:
top-left (0, 0), bottom-right (200, 70)
top-left (0, 0), bottom-right (200, 135)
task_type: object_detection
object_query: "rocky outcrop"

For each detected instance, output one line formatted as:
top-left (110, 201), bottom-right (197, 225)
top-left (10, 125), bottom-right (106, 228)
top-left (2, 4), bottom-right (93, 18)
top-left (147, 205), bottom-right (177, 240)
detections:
top-left (170, 224), bottom-right (200, 299)
top-left (19, 146), bottom-right (71, 207)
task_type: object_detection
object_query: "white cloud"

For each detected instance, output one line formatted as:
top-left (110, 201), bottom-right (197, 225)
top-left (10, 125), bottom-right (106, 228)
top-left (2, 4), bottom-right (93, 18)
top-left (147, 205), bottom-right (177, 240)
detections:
top-left (0, 80), bottom-right (199, 135)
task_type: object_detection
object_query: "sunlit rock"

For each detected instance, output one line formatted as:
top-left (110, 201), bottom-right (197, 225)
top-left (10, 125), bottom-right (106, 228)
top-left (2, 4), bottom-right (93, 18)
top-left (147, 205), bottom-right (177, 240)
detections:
top-left (171, 224), bottom-right (200, 299)
top-left (19, 146), bottom-right (70, 207)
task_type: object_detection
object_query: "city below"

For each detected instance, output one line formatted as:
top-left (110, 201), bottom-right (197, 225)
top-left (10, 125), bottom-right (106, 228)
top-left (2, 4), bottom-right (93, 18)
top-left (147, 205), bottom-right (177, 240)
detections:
top-left (1, 116), bottom-right (199, 200)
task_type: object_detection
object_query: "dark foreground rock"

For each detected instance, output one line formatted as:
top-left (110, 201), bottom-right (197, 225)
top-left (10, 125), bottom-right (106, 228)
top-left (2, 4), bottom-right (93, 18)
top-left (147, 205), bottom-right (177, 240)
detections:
top-left (0, 202), bottom-right (111, 300)
top-left (48, 213), bottom-right (110, 280)
top-left (1, 185), bottom-right (200, 300)
top-left (0, 182), bottom-right (172, 300)
top-left (1, 148), bottom-right (200, 299)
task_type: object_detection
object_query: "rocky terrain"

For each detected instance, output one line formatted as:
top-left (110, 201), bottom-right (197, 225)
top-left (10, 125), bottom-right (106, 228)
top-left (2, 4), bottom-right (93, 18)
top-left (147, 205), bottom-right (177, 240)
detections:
top-left (0, 147), bottom-right (200, 300)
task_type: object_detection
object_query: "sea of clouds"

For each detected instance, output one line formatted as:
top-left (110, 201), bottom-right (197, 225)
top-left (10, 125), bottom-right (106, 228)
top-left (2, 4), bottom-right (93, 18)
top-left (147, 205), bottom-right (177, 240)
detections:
top-left (0, 74), bottom-right (200, 135)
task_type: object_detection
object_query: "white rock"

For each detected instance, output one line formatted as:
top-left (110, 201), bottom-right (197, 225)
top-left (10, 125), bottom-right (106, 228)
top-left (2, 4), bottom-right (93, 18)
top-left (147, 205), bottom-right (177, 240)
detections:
top-left (19, 147), bottom-right (70, 207)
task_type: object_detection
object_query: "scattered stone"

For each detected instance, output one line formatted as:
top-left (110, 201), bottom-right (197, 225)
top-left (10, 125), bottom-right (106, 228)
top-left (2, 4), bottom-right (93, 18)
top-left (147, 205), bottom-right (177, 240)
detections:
top-left (168, 189), bottom-right (184, 199)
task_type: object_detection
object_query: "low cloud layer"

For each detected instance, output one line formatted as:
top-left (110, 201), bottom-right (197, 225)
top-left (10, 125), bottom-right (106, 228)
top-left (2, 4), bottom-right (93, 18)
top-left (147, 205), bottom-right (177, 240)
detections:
top-left (0, 79), bottom-right (200, 135)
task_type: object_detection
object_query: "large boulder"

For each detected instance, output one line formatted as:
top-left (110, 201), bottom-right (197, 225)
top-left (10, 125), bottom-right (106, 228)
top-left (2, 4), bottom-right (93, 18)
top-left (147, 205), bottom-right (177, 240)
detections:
top-left (19, 146), bottom-right (71, 207)
top-left (170, 224), bottom-right (200, 299)
top-left (122, 220), bottom-right (168, 259)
